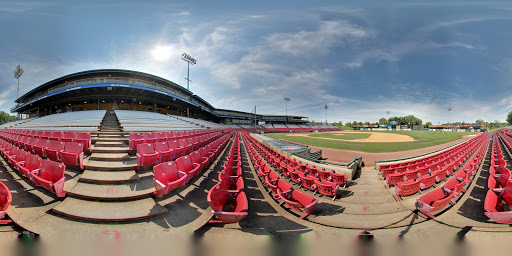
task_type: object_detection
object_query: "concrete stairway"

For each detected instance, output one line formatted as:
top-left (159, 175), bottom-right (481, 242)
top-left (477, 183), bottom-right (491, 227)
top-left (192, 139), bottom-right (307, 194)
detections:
top-left (53, 111), bottom-right (167, 221)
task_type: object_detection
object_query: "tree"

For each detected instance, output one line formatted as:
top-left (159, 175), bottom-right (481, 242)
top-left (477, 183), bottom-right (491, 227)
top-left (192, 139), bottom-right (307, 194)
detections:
top-left (363, 121), bottom-right (370, 125)
top-left (424, 122), bottom-right (432, 128)
top-left (0, 111), bottom-right (13, 125)
top-left (379, 117), bottom-right (388, 125)
top-left (352, 121), bottom-right (358, 126)
top-left (507, 112), bottom-right (512, 126)
top-left (346, 122), bottom-right (352, 127)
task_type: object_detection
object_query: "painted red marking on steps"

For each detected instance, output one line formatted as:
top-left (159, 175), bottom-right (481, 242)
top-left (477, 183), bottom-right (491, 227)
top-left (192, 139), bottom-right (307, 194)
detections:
top-left (364, 206), bottom-right (370, 212)
top-left (364, 182), bottom-right (368, 185)
top-left (107, 188), bottom-right (114, 194)
top-left (100, 230), bottom-right (121, 240)
top-left (364, 192), bottom-right (368, 196)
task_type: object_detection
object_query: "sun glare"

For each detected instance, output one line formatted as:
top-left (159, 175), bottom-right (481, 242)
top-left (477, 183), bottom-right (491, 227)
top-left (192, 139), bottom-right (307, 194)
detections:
top-left (151, 44), bottom-right (175, 61)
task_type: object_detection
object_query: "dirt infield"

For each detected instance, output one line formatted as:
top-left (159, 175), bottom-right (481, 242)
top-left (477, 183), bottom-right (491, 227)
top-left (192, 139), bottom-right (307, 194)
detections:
top-left (308, 136), bottom-right (471, 167)
top-left (288, 131), bottom-right (415, 142)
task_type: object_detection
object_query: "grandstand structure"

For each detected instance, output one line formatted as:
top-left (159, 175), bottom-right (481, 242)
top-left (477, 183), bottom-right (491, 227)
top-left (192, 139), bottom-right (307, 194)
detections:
top-left (0, 69), bottom-right (510, 251)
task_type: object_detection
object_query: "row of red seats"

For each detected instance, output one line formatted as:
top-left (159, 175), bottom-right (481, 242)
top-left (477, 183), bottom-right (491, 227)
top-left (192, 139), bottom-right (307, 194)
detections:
top-left (379, 133), bottom-right (487, 177)
top-left (484, 130), bottom-right (512, 224)
top-left (393, 133), bottom-right (488, 200)
top-left (129, 130), bottom-right (224, 154)
top-left (241, 131), bottom-right (318, 218)
top-left (244, 132), bottom-right (346, 200)
top-left (0, 130), bottom-right (91, 154)
top-left (136, 130), bottom-right (229, 171)
top-left (0, 136), bottom-right (84, 170)
top-left (0, 181), bottom-right (12, 224)
top-left (415, 132), bottom-right (490, 218)
top-left (152, 131), bottom-right (234, 198)
top-left (387, 133), bottom-right (488, 186)
top-left (207, 132), bottom-right (249, 224)
top-left (0, 138), bottom-right (67, 197)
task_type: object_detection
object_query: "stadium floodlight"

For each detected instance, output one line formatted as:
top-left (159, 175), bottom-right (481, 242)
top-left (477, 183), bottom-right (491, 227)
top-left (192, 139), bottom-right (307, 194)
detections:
top-left (448, 107), bottom-right (452, 130)
top-left (284, 97), bottom-right (291, 124)
top-left (14, 65), bottom-right (24, 99)
top-left (325, 104), bottom-right (328, 124)
top-left (181, 53), bottom-right (196, 91)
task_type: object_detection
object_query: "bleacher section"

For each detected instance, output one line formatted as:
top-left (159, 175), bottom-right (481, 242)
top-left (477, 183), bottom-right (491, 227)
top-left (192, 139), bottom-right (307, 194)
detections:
top-left (115, 110), bottom-right (225, 131)
top-left (272, 124), bottom-right (289, 132)
top-left (1, 110), bottom-right (106, 131)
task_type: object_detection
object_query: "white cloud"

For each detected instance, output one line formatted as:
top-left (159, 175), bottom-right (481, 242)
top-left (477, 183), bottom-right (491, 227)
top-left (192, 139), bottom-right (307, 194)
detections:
top-left (265, 20), bottom-right (370, 57)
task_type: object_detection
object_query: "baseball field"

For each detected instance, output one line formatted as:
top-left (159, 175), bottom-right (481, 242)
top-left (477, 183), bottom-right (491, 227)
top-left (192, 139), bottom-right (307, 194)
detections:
top-left (266, 130), bottom-right (479, 153)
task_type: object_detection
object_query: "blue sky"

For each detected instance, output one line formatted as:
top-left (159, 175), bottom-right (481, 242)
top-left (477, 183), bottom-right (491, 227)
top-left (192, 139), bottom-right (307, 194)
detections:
top-left (1, 0), bottom-right (512, 125)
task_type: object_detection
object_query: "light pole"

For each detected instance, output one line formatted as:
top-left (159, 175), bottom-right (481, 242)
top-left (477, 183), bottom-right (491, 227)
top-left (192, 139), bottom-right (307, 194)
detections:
top-left (448, 107), bottom-right (452, 131)
top-left (181, 53), bottom-right (196, 118)
top-left (284, 97), bottom-right (290, 124)
top-left (325, 104), bottom-right (328, 124)
top-left (14, 65), bottom-right (24, 119)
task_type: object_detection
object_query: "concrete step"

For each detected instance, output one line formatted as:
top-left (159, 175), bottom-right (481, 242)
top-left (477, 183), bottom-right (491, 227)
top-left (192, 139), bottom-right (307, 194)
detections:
top-left (94, 141), bottom-right (126, 147)
top-left (91, 146), bottom-right (130, 153)
top-left (80, 170), bottom-right (140, 184)
top-left (337, 201), bottom-right (406, 215)
top-left (52, 197), bottom-right (167, 222)
top-left (337, 195), bottom-right (396, 204)
top-left (84, 159), bottom-right (136, 171)
top-left (97, 134), bottom-right (126, 138)
top-left (93, 131), bottom-right (127, 136)
top-left (68, 178), bottom-right (154, 200)
top-left (89, 153), bottom-right (132, 161)
top-left (92, 137), bottom-right (128, 143)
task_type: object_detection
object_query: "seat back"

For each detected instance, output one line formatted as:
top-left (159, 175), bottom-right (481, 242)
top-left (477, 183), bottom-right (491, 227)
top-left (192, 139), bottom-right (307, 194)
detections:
top-left (129, 133), bottom-right (143, 140)
top-left (190, 151), bottom-right (203, 165)
top-left (25, 154), bottom-right (42, 171)
top-left (234, 191), bottom-right (249, 212)
top-left (137, 143), bottom-right (155, 155)
top-left (15, 149), bottom-right (27, 163)
top-left (39, 160), bottom-right (65, 183)
top-left (153, 161), bottom-right (180, 184)
top-left (48, 140), bottom-right (64, 151)
top-left (76, 132), bottom-right (90, 140)
top-left (0, 181), bottom-right (12, 211)
top-left (154, 142), bottom-right (170, 152)
top-left (37, 139), bottom-right (49, 148)
top-left (64, 142), bottom-right (83, 154)
top-left (207, 184), bottom-right (230, 212)
top-left (332, 173), bottom-right (346, 185)
top-left (62, 132), bottom-right (76, 141)
top-left (484, 190), bottom-right (500, 212)
top-left (175, 155), bottom-right (194, 173)
top-left (317, 180), bottom-right (336, 195)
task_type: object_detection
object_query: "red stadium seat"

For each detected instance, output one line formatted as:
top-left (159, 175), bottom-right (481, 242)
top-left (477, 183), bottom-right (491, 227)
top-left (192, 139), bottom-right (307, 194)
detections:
top-left (18, 153), bottom-right (42, 178)
top-left (45, 140), bottom-right (64, 162)
top-left (143, 133), bottom-right (157, 144)
top-left (264, 171), bottom-right (280, 196)
top-left (175, 155), bottom-right (201, 181)
top-left (484, 189), bottom-right (512, 224)
top-left (0, 181), bottom-right (12, 223)
top-left (60, 142), bottom-right (84, 170)
top-left (136, 143), bottom-right (160, 171)
top-left (75, 132), bottom-right (91, 153)
top-left (129, 133), bottom-right (144, 154)
top-left (154, 142), bottom-right (174, 163)
top-left (314, 180), bottom-right (339, 200)
top-left (207, 184), bottom-right (248, 224)
top-left (416, 187), bottom-right (455, 218)
top-left (190, 150), bottom-right (208, 171)
top-left (331, 173), bottom-right (347, 188)
top-left (11, 149), bottom-right (27, 171)
top-left (50, 132), bottom-right (63, 141)
top-left (61, 132), bottom-right (76, 143)
top-left (178, 138), bottom-right (192, 156)
top-left (277, 188), bottom-right (317, 219)
top-left (395, 179), bottom-right (421, 200)
top-left (33, 139), bottom-right (49, 158)
top-left (152, 161), bottom-right (188, 198)
top-left (167, 140), bottom-right (184, 159)
top-left (419, 174), bottom-right (437, 190)
top-left (31, 159), bottom-right (67, 197)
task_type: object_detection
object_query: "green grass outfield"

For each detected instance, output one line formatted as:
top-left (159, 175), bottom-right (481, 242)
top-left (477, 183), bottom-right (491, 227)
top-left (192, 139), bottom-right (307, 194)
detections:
top-left (266, 130), bottom-right (479, 153)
